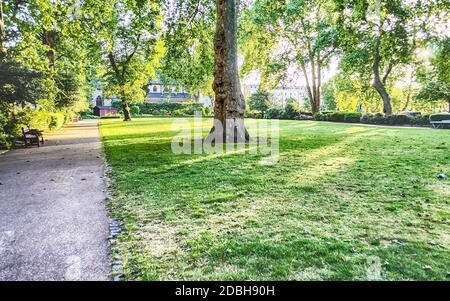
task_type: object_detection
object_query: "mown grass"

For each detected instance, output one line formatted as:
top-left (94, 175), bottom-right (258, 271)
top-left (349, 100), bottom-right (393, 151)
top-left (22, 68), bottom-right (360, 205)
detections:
top-left (100, 117), bottom-right (450, 280)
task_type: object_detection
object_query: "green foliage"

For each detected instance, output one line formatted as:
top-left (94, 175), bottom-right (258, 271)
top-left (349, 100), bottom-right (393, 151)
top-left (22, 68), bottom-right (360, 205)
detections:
top-left (138, 102), bottom-right (207, 116)
top-left (85, 0), bottom-right (164, 108)
top-left (264, 106), bottom-right (284, 119)
top-left (160, 0), bottom-right (215, 97)
top-left (245, 110), bottom-right (264, 119)
top-left (242, 0), bottom-right (339, 110)
top-left (0, 58), bottom-right (44, 107)
top-left (416, 39), bottom-right (450, 111)
top-left (314, 112), bottom-right (362, 123)
top-left (283, 97), bottom-right (301, 119)
top-left (248, 90), bottom-right (271, 114)
top-left (130, 106), bottom-right (141, 116)
top-left (321, 80), bottom-right (337, 111)
top-left (411, 115), bottom-right (430, 126)
top-left (360, 114), bottom-right (414, 125)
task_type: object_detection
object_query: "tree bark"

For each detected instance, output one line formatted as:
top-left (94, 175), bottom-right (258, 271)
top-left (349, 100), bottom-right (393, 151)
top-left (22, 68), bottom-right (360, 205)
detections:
top-left (209, 0), bottom-right (248, 143)
top-left (448, 99), bottom-right (450, 113)
top-left (120, 89), bottom-right (131, 121)
top-left (43, 29), bottom-right (56, 68)
top-left (372, 39), bottom-right (392, 115)
top-left (108, 52), bottom-right (131, 121)
top-left (122, 100), bottom-right (131, 121)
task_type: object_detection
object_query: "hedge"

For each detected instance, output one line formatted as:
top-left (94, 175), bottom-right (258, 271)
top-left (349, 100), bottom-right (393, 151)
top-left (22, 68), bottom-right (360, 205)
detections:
top-left (314, 112), bottom-right (362, 123)
top-left (112, 102), bottom-right (212, 117)
top-left (429, 113), bottom-right (450, 122)
top-left (314, 112), bottom-right (436, 126)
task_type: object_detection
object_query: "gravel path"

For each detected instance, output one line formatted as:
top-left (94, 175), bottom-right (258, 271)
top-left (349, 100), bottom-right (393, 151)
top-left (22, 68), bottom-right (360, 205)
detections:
top-left (0, 119), bottom-right (111, 280)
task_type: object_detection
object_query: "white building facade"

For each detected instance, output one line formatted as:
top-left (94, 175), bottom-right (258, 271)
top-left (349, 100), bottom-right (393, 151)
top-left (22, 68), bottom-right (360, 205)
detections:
top-left (243, 84), bottom-right (308, 107)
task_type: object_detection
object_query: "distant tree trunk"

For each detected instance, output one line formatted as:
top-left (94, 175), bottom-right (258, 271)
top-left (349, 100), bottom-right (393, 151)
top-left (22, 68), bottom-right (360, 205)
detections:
top-left (300, 61), bottom-right (321, 114)
top-left (209, 0), bottom-right (249, 142)
top-left (42, 29), bottom-right (56, 68)
top-left (108, 52), bottom-right (131, 121)
top-left (448, 99), bottom-right (450, 113)
top-left (372, 39), bottom-right (393, 115)
top-left (121, 90), bottom-right (131, 121)
top-left (193, 91), bottom-right (200, 103)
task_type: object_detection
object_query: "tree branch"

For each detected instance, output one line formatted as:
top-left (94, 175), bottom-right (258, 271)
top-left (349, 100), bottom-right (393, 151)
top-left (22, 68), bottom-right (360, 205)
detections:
top-left (382, 62), bottom-right (393, 85)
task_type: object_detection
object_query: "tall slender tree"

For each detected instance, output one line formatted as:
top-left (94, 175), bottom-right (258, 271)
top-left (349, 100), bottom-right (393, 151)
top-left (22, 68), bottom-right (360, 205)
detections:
top-left (241, 0), bottom-right (339, 113)
top-left (82, 0), bottom-right (163, 121)
top-left (335, 0), bottom-right (445, 115)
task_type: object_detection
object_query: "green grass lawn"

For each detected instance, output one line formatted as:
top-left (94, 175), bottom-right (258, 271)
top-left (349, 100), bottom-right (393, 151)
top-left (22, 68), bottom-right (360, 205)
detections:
top-left (100, 117), bottom-right (450, 280)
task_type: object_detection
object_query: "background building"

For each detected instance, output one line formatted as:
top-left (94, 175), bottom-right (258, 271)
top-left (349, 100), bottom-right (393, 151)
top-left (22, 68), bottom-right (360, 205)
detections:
top-left (243, 84), bottom-right (308, 107)
top-left (146, 80), bottom-right (190, 102)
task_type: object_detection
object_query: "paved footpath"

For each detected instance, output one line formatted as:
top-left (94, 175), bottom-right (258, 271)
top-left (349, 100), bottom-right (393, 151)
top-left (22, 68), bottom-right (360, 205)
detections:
top-left (0, 120), bottom-right (111, 280)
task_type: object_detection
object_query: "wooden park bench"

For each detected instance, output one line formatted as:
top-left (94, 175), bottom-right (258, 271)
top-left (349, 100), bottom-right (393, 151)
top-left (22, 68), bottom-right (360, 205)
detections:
top-left (22, 128), bottom-right (44, 147)
top-left (430, 120), bottom-right (450, 129)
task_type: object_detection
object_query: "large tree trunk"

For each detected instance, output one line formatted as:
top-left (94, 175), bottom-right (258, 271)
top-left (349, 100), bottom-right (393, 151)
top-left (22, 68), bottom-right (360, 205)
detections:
top-left (209, 0), bottom-right (248, 143)
top-left (372, 40), bottom-right (392, 115)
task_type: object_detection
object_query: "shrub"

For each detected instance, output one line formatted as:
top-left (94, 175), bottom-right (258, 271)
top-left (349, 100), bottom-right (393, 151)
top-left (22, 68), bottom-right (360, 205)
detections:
top-left (47, 113), bottom-right (65, 130)
top-left (343, 112), bottom-right (362, 123)
top-left (411, 115), bottom-right (430, 126)
top-left (385, 114), bottom-right (412, 125)
top-left (314, 112), bottom-right (362, 123)
top-left (80, 110), bottom-right (96, 119)
top-left (130, 106), bottom-right (140, 115)
top-left (361, 113), bottom-right (385, 124)
top-left (295, 114), bottom-right (314, 121)
top-left (248, 91), bottom-right (271, 114)
top-left (245, 110), bottom-right (263, 119)
top-left (283, 98), bottom-right (301, 119)
top-left (204, 106), bottom-right (212, 116)
top-left (429, 113), bottom-right (450, 122)
top-left (361, 114), bottom-right (415, 125)
top-left (139, 102), bottom-right (205, 116)
top-left (313, 112), bottom-right (325, 121)
top-left (265, 107), bottom-right (284, 119)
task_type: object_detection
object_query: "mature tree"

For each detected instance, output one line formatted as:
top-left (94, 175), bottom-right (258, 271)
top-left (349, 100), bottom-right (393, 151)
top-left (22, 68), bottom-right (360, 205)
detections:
top-left (336, 0), bottom-right (447, 115)
top-left (81, 0), bottom-right (163, 121)
top-left (241, 0), bottom-right (339, 113)
top-left (163, 0), bottom-right (249, 141)
top-left (3, 0), bottom-right (94, 113)
top-left (416, 38), bottom-right (450, 112)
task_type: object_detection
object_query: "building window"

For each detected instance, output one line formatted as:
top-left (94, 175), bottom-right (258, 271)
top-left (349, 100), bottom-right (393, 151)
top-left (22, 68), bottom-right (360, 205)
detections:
top-left (153, 85), bottom-right (158, 92)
